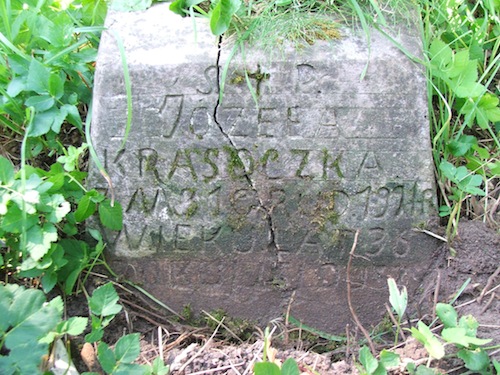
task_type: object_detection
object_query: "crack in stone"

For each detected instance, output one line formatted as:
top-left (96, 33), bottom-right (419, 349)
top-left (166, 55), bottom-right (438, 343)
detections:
top-left (213, 36), bottom-right (279, 253)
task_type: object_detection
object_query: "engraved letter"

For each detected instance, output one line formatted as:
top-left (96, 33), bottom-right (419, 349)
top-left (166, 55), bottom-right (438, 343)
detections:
top-left (258, 107), bottom-right (281, 137)
top-left (291, 149), bottom-right (311, 177)
top-left (322, 150), bottom-right (343, 180)
top-left (203, 148), bottom-right (219, 182)
top-left (168, 149), bottom-right (198, 181)
top-left (190, 107), bottom-right (212, 137)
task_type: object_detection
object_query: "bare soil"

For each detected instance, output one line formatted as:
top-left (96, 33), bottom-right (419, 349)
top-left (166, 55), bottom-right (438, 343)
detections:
top-left (67, 219), bottom-right (499, 374)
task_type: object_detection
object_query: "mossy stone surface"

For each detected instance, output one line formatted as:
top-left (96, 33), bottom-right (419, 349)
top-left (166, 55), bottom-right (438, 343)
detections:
top-left (90, 3), bottom-right (439, 332)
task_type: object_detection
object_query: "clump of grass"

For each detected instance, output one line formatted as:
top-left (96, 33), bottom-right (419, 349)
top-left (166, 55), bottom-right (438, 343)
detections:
top-left (231, 10), bottom-right (341, 51)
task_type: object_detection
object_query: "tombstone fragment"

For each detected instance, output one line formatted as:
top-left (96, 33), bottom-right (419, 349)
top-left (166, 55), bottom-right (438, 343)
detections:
top-left (90, 3), bottom-right (439, 332)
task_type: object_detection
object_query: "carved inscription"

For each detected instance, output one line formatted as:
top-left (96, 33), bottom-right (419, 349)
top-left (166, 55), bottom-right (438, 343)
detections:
top-left (96, 55), bottom-right (435, 262)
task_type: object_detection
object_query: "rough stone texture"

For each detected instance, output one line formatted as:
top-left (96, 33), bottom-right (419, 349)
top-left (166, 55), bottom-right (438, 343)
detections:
top-left (90, 3), bottom-right (440, 332)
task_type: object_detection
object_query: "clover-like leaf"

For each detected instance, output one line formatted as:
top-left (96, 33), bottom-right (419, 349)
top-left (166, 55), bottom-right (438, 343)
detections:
top-left (89, 282), bottom-right (122, 317)
top-left (0, 157), bottom-right (15, 186)
top-left (442, 327), bottom-right (491, 347)
top-left (411, 321), bottom-right (445, 360)
top-left (436, 303), bottom-right (457, 328)
top-left (388, 278), bottom-right (407, 318)
top-left (98, 199), bottom-right (123, 230)
top-left (115, 333), bottom-right (141, 364)
top-left (210, 0), bottom-right (241, 35)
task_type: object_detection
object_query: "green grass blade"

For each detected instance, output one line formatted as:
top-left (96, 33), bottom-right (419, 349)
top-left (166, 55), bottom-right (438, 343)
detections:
top-left (449, 278), bottom-right (471, 305)
top-left (0, 0), bottom-right (12, 41)
top-left (288, 315), bottom-right (346, 342)
top-left (0, 113), bottom-right (23, 135)
top-left (367, 0), bottom-right (386, 26)
top-left (45, 38), bottom-right (89, 64)
top-left (346, 0), bottom-right (371, 80)
top-left (108, 30), bottom-right (133, 153)
top-left (85, 101), bottom-right (115, 206)
top-left (0, 31), bottom-right (29, 60)
top-left (20, 107), bottom-right (35, 256)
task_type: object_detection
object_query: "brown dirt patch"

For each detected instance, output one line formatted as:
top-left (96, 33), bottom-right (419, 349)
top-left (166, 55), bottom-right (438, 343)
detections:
top-left (64, 220), bottom-right (500, 374)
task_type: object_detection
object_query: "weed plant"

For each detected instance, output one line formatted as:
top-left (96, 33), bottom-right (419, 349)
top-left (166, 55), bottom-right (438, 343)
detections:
top-left (0, 0), bottom-right (122, 293)
top-left (417, 0), bottom-right (500, 236)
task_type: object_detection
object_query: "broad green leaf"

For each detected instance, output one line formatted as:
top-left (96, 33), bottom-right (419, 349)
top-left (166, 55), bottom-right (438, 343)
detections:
top-left (169, 0), bottom-right (204, 14)
top-left (442, 327), bottom-right (491, 347)
top-left (60, 316), bottom-right (88, 336)
top-left (210, 0), bottom-right (241, 35)
top-left (25, 173), bottom-right (50, 192)
top-left (7, 77), bottom-right (26, 97)
top-left (26, 223), bottom-right (58, 261)
top-left (97, 342), bottom-right (116, 374)
top-left (115, 333), bottom-right (141, 364)
top-left (458, 315), bottom-right (479, 337)
top-left (253, 362), bottom-right (281, 375)
top-left (48, 73), bottom-right (64, 99)
top-left (1, 205), bottom-right (38, 233)
top-left (457, 172), bottom-right (485, 196)
top-left (41, 194), bottom-right (70, 223)
top-left (75, 193), bottom-right (97, 222)
top-left (99, 200), bottom-right (123, 230)
top-left (448, 49), bottom-right (471, 78)
top-left (29, 108), bottom-right (58, 137)
top-left (379, 350), bottom-right (400, 368)
top-left (61, 103), bottom-right (83, 129)
top-left (57, 143), bottom-right (88, 172)
top-left (7, 55), bottom-right (30, 76)
top-left (51, 106), bottom-right (67, 133)
top-left (24, 189), bottom-right (40, 205)
top-left (0, 193), bottom-right (9, 215)
top-left (5, 292), bottom-right (61, 350)
top-left (457, 348), bottom-right (490, 372)
top-left (0, 156), bottom-right (15, 185)
top-left (89, 282), bottom-right (122, 317)
top-left (169, 0), bottom-right (189, 16)
top-left (447, 135), bottom-right (477, 157)
top-left (281, 358), bottom-right (300, 375)
top-left (24, 95), bottom-right (55, 112)
top-left (0, 285), bottom-right (14, 331)
top-left (439, 160), bottom-right (455, 180)
top-left (410, 321), bottom-right (445, 360)
top-left (10, 188), bottom-right (38, 215)
top-left (453, 81), bottom-right (485, 99)
top-left (359, 346), bottom-right (379, 374)
top-left (151, 357), bottom-right (170, 375)
top-left (473, 145), bottom-right (490, 160)
top-left (461, 94), bottom-right (500, 129)
top-left (387, 278), bottom-right (407, 317)
top-left (429, 38), bottom-right (452, 64)
top-left (26, 59), bottom-right (51, 95)
top-left (493, 359), bottom-right (500, 373)
top-left (0, 192), bottom-right (10, 215)
top-left (436, 303), bottom-right (457, 328)
top-left (113, 362), bottom-right (149, 374)
top-left (41, 271), bottom-right (57, 293)
top-left (8, 287), bottom-right (46, 326)
top-left (476, 94), bottom-right (500, 128)
top-left (85, 328), bottom-right (104, 343)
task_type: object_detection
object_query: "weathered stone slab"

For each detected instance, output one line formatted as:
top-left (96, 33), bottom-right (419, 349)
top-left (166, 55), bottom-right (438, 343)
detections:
top-left (90, 3), bottom-right (439, 332)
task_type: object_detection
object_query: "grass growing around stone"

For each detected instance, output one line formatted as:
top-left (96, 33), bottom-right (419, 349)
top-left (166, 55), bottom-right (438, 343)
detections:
top-left (0, 0), bottom-right (499, 374)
